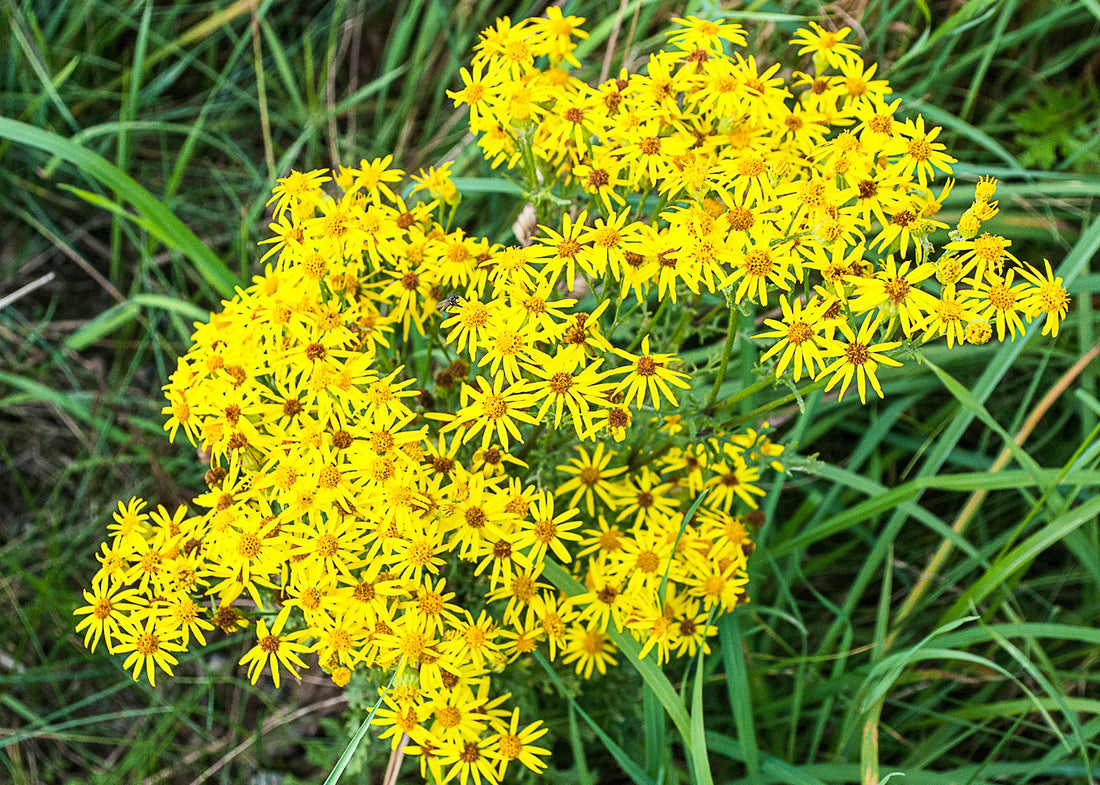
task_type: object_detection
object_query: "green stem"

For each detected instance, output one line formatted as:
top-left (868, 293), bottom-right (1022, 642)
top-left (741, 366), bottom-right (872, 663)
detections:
top-left (627, 296), bottom-right (669, 352)
top-left (515, 421), bottom-right (547, 462)
top-left (667, 291), bottom-right (702, 348)
top-left (706, 305), bottom-right (740, 410)
top-left (725, 375), bottom-right (829, 429)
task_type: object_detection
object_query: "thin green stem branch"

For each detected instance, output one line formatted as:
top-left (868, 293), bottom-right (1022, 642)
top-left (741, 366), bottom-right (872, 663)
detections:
top-left (706, 305), bottom-right (740, 410)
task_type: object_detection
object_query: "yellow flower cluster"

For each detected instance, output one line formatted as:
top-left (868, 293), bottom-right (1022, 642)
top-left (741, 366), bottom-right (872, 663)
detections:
top-left (451, 14), bottom-right (1070, 403)
top-left (74, 144), bottom-right (777, 775)
top-left (75, 12), bottom-right (1071, 783)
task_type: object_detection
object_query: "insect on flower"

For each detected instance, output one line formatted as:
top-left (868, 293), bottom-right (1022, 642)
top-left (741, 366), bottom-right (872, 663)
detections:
top-left (436, 293), bottom-right (462, 312)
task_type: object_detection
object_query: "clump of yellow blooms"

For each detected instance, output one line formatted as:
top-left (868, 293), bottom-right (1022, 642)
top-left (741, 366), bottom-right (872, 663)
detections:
top-left (76, 12), bottom-right (1070, 783)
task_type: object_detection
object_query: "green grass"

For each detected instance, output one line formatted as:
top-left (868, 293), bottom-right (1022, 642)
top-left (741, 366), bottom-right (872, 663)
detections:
top-left (2, 0), bottom-right (1100, 783)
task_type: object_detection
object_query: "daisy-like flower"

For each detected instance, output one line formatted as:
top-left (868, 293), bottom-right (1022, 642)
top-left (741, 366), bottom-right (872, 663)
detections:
top-left (531, 210), bottom-right (590, 287)
top-left (705, 455), bottom-right (767, 511)
top-left (669, 597), bottom-right (718, 658)
top-left (556, 443), bottom-right (628, 517)
top-left (514, 488), bottom-right (585, 562)
top-left (410, 162), bottom-right (460, 206)
top-left (575, 516), bottom-right (627, 564)
top-left (945, 232), bottom-right (1018, 285)
top-left (544, 88), bottom-right (605, 150)
top-left (755, 296), bottom-right (830, 381)
top-left (847, 170), bottom-right (907, 230)
top-left (573, 560), bottom-right (628, 632)
top-left (571, 149), bottom-right (629, 215)
top-left (561, 622), bottom-right (617, 678)
top-left (790, 22), bottom-right (861, 70)
top-left (446, 609), bottom-right (504, 668)
top-left (631, 595), bottom-right (676, 665)
top-left (611, 335), bottom-right (692, 410)
top-left (353, 154), bottom-right (404, 204)
top-left (437, 734), bottom-right (498, 785)
top-left (969, 267), bottom-right (1031, 341)
top-left (666, 15), bottom-right (746, 54)
top-left (238, 606), bottom-right (311, 688)
top-left (612, 466), bottom-right (679, 528)
top-left (834, 57), bottom-right (890, 109)
top-left (448, 372), bottom-right (539, 450)
top-left (527, 591), bottom-right (576, 659)
top-left (266, 168), bottom-right (329, 218)
top-left (524, 352), bottom-right (615, 439)
top-left (1018, 259), bottom-right (1071, 337)
top-left (443, 297), bottom-right (499, 359)
top-left (922, 290), bottom-right (980, 348)
top-left (615, 526), bottom-right (675, 592)
top-left (893, 116), bottom-right (956, 187)
top-left (477, 306), bottom-right (540, 383)
top-left (73, 578), bottom-right (143, 653)
top-left (846, 255), bottom-right (939, 337)
top-left (588, 403), bottom-right (633, 442)
top-left (162, 594), bottom-right (216, 647)
top-left (577, 207), bottom-right (638, 281)
top-left (872, 201), bottom-right (924, 260)
top-left (447, 59), bottom-right (507, 132)
top-left (531, 7), bottom-right (589, 55)
top-left (682, 549), bottom-right (749, 612)
top-left (107, 497), bottom-right (151, 557)
top-left (113, 614), bottom-right (187, 687)
top-left (488, 708), bottom-right (551, 779)
top-left (724, 238), bottom-right (795, 306)
top-left (819, 312), bottom-right (903, 403)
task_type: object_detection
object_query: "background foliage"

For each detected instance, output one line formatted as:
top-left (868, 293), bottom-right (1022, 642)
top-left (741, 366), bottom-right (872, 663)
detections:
top-left (2, 0), bottom-right (1099, 783)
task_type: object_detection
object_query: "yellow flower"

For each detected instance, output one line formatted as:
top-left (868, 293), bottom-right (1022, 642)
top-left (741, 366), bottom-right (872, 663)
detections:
top-left (893, 115), bottom-right (956, 187)
top-left (437, 734), bottom-right (499, 785)
top-left (577, 207), bottom-right (639, 281)
top-left (922, 290), bottom-right (980, 348)
top-left (114, 614), bottom-right (187, 687)
top-left (819, 312), bottom-right (903, 403)
top-left (238, 606), bottom-right (310, 688)
top-left (488, 708), bottom-right (551, 778)
top-left (106, 497), bottom-right (151, 557)
top-left (612, 466), bottom-right (679, 529)
top-left (790, 22), bottom-right (861, 70)
top-left (611, 335), bottom-right (692, 410)
top-left (666, 15), bottom-right (746, 54)
top-left (532, 210), bottom-right (590, 286)
top-left (556, 443), bottom-right (628, 517)
top-left (448, 371), bottom-right (539, 450)
top-left (73, 579), bottom-right (143, 654)
top-left (353, 154), bottom-right (404, 204)
top-left (448, 60), bottom-right (507, 132)
top-left (525, 352), bottom-right (615, 439)
top-left (756, 296), bottom-right (830, 381)
top-left (573, 560), bottom-right (628, 632)
top-left (561, 622), bottom-right (617, 678)
top-left (969, 267), bottom-right (1031, 341)
top-left (846, 255), bottom-right (939, 337)
top-left (266, 168), bottom-right (329, 218)
top-left (443, 297), bottom-right (498, 359)
top-left (1018, 259), bottom-right (1071, 337)
top-left (945, 231), bottom-right (1018, 284)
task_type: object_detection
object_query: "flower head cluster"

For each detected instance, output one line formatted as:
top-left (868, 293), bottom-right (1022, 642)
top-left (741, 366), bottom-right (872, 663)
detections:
top-left (453, 14), bottom-right (1070, 403)
top-left (78, 12), bottom-right (1070, 784)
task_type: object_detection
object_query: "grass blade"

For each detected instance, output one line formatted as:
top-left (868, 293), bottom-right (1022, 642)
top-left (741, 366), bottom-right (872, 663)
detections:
top-left (0, 117), bottom-right (238, 297)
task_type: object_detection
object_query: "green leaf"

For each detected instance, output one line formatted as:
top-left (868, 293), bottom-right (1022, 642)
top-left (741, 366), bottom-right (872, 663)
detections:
top-left (0, 117), bottom-right (238, 297)
top-left (322, 670), bottom-right (396, 785)
top-left (63, 295), bottom-right (208, 351)
top-left (534, 651), bottom-right (657, 785)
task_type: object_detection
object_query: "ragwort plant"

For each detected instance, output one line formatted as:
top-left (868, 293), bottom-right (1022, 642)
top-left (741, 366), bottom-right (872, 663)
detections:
top-left (75, 12), bottom-right (1071, 783)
